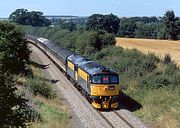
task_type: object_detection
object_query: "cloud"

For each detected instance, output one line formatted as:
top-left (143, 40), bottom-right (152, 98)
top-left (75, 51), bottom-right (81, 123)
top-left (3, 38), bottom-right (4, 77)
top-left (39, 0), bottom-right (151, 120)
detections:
top-left (117, 0), bottom-right (122, 4)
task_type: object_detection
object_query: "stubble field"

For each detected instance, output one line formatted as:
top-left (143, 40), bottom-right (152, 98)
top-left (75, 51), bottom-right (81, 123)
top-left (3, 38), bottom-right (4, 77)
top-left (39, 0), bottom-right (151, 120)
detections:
top-left (116, 38), bottom-right (180, 65)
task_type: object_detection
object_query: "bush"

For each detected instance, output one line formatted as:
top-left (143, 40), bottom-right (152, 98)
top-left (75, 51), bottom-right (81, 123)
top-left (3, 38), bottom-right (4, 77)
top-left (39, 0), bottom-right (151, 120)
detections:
top-left (26, 77), bottom-right (56, 99)
top-left (163, 53), bottom-right (171, 64)
top-left (140, 53), bottom-right (159, 73)
top-left (22, 26), bottom-right (116, 57)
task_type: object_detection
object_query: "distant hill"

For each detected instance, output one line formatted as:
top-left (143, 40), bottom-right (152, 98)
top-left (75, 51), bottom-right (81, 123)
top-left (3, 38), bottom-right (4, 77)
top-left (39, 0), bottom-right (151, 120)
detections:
top-left (0, 18), bottom-right (8, 21)
top-left (0, 15), bottom-right (80, 21)
top-left (44, 15), bottom-right (79, 20)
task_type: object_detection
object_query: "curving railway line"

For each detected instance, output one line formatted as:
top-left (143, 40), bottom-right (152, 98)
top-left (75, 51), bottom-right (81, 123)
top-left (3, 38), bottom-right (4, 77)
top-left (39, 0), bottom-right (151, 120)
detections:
top-left (98, 111), bottom-right (134, 128)
top-left (28, 36), bottom-right (147, 128)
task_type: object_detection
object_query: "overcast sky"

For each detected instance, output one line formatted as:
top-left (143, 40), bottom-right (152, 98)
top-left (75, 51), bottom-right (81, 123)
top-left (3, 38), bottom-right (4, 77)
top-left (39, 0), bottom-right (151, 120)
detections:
top-left (0, 0), bottom-right (180, 18)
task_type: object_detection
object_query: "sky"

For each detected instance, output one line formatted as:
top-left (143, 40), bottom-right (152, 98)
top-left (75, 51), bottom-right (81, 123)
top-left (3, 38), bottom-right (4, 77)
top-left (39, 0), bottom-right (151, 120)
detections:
top-left (0, 0), bottom-right (180, 18)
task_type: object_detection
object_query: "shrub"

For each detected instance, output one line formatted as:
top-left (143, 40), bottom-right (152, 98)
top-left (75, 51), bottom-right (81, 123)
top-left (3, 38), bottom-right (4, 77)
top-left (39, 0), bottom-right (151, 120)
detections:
top-left (170, 69), bottom-right (180, 86)
top-left (164, 63), bottom-right (177, 75)
top-left (26, 77), bottom-right (56, 99)
top-left (155, 75), bottom-right (171, 87)
top-left (22, 26), bottom-right (116, 56)
top-left (140, 53), bottom-right (159, 73)
top-left (163, 54), bottom-right (171, 64)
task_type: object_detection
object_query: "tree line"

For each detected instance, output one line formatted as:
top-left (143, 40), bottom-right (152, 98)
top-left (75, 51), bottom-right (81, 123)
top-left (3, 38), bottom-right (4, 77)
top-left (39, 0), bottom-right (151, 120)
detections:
top-left (49, 11), bottom-right (180, 40)
top-left (86, 11), bottom-right (179, 40)
top-left (9, 9), bottom-right (179, 40)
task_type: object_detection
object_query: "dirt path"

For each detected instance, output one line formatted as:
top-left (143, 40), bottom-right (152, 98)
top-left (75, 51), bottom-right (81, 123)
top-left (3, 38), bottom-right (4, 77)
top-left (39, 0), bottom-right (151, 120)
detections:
top-left (116, 38), bottom-right (180, 65)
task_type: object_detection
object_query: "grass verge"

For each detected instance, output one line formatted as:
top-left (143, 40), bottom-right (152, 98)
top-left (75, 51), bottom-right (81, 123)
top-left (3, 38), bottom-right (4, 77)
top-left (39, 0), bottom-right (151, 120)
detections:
top-left (30, 96), bottom-right (71, 128)
top-left (17, 62), bottom-right (71, 128)
top-left (127, 86), bottom-right (180, 128)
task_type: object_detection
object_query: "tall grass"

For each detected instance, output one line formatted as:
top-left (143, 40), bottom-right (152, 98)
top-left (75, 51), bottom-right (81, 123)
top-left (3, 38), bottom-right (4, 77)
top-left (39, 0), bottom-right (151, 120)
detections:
top-left (30, 97), bottom-right (70, 128)
top-left (22, 62), bottom-right (71, 128)
top-left (132, 87), bottom-right (180, 128)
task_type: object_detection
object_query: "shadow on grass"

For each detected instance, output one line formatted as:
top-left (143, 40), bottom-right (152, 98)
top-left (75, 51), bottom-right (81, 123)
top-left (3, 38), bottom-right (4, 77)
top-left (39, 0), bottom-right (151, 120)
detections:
top-left (50, 79), bottom-right (59, 84)
top-left (29, 61), bottom-right (50, 69)
top-left (43, 78), bottom-right (60, 84)
top-left (118, 91), bottom-right (142, 112)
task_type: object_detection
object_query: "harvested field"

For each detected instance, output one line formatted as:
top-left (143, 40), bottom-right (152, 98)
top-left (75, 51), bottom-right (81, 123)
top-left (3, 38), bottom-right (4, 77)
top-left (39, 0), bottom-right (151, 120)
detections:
top-left (116, 38), bottom-right (180, 65)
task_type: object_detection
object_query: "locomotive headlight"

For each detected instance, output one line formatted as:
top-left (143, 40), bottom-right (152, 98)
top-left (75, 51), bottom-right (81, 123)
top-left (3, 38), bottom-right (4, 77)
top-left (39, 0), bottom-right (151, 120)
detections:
top-left (109, 86), bottom-right (115, 90)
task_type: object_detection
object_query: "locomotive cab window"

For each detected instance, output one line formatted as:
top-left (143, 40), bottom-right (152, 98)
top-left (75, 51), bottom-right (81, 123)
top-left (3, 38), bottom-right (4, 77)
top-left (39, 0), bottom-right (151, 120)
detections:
top-left (110, 75), bottom-right (119, 84)
top-left (92, 75), bottom-right (101, 83)
top-left (102, 75), bottom-right (109, 83)
top-left (92, 74), bottom-right (119, 84)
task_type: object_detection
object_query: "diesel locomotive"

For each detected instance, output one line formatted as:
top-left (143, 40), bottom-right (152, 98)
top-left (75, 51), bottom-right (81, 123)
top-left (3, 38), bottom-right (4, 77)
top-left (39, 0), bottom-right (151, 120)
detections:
top-left (28, 35), bottom-right (120, 109)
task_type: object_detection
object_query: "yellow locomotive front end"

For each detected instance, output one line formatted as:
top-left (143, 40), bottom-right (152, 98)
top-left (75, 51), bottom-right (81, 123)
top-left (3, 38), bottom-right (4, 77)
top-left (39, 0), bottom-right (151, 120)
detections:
top-left (90, 74), bottom-right (120, 109)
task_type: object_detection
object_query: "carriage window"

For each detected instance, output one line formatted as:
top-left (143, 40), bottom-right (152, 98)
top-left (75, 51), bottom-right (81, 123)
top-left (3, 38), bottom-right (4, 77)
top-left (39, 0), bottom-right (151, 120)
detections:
top-left (92, 75), bottom-right (101, 83)
top-left (110, 75), bottom-right (119, 84)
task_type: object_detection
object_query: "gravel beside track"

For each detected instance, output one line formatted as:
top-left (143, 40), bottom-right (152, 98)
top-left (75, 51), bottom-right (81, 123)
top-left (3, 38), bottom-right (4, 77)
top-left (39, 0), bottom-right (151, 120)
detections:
top-left (30, 43), bottom-right (148, 128)
top-left (100, 111), bottom-right (131, 128)
top-left (116, 109), bottom-right (147, 128)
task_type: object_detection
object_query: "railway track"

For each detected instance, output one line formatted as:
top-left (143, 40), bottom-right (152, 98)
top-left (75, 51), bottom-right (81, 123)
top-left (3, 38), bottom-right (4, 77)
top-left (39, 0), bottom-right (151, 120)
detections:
top-left (113, 111), bottom-right (134, 128)
top-left (29, 39), bottom-right (147, 128)
top-left (98, 110), bottom-right (134, 128)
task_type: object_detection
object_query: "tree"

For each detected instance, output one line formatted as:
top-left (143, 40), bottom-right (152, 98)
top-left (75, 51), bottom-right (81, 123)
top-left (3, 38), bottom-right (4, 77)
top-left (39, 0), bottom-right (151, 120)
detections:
top-left (9, 9), bottom-right (29, 25)
top-left (156, 22), bottom-right (168, 39)
top-left (177, 18), bottom-right (180, 39)
top-left (0, 21), bottom-right (30, 74)
top-left (0, 72), bottom-right (32, 127)
top-left (118, 18), bottom-right (137, 37)
top-left (75, 30), bottom-right (115, 56)
top-left (163, 10), bottom-right (178, 40)
top-left (9, 9), bottom-right (51, 27)
top-left (68, 21), bottom-right (77, 32)
top-left (58, 19), bottom-right (77, 32)
top-left (86, 14), bottom-right (105, 31)
top-left (103, 14), bottom-right (120, 34)
top-left (130, 16), bottom-right (159, 23)
top-left (86, 14), bottom-right (120, 34)
top-left (135, 22), bottom-right (159, 39)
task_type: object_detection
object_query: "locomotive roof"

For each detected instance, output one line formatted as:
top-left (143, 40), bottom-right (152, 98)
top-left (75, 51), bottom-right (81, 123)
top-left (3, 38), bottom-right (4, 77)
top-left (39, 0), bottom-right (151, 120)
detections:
top-left (67, 54), bottom-right (117, 75)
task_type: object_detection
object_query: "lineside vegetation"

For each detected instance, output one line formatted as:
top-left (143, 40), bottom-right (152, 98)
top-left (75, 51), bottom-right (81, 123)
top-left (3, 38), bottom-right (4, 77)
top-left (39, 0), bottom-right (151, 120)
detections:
top-left (0, 21), bottom-right (70, 127)
top-left (22, 25), bottom-right (180, 128)
top-left (24, 62), bottom-right (71, 128)
top-left (0, 21), bottom-right (32, 127)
